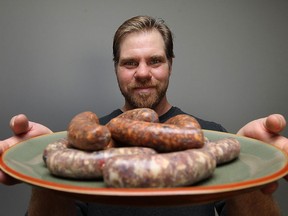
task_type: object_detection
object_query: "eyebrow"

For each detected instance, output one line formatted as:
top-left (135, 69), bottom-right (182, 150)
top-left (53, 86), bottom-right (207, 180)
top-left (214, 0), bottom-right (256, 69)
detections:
top-left (150, 55), bottom-right (166, 61)
top-left (119, 55), bottom-right (166, 62)
top-left (119, 57), bottom-right (137, 62)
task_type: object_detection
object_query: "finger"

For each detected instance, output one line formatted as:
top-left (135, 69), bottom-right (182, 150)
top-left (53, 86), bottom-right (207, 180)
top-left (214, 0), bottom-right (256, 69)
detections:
top-left (0, 136), bottom-right (23, 155)
top-left (272, 137), bottom-right (288, 155)
top-left (0, 140), bottom-right (11, 155)
top-left (260, 181), bottom-right (278, 194)
top-left (0, 171), bottom-right (20, 185)
top-left (9, 114), bottom-right (30, 135)
top-left (266, 114), bottom-right (286, 134)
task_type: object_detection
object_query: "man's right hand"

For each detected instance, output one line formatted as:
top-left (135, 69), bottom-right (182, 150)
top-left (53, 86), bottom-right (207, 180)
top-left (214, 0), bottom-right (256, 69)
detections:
top-left (0, 114), bottom-right (52, 185)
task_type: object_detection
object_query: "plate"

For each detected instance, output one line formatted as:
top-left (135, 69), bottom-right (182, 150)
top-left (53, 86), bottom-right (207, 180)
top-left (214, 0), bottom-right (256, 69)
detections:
top-left (0, 130), bottom-right (287, 206)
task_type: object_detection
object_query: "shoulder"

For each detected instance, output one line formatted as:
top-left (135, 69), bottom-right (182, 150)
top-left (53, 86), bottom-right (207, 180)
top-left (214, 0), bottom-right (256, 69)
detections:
top-left (194, 117), bottom-right (227, 132)
top-left (99, 109), bottom-right (123, 125)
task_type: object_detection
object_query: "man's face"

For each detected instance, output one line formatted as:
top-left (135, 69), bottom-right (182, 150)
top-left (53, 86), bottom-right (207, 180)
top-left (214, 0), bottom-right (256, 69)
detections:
top-left (116, 30), bottom-right (171, 110)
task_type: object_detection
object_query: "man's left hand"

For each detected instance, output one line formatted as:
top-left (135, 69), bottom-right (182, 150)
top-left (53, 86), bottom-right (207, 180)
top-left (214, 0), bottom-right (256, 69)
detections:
top-left (237, 114), bottom-right (288, 193)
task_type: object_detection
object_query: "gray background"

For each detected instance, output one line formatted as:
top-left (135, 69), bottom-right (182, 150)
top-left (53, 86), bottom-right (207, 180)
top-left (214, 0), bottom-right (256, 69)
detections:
top-left (1, 0), bottom-right (287, 215)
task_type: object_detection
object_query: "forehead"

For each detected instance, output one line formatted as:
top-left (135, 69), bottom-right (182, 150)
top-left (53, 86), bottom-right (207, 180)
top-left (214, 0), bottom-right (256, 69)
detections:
top-left (119, 30), bottom-right (166, 58)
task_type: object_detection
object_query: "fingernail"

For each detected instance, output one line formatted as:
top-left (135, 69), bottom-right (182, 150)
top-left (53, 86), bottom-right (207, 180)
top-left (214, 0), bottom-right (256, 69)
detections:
top-left (276, 114), bottom-right (286, 131)
top-left (9, 115), bottom-right (18, 128)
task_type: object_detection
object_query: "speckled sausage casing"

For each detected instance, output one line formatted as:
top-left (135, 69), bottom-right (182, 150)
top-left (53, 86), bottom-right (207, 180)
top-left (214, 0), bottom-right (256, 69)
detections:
top-left (103, 150), bottom-right (216, 188)
top-left (116, 108), bottom-right (159, 122)
top-left (164, 114), bottom-right (201, 129)
top-left (201, 137), bottom-right (241, 165)
top-left (67, 111), bottom-right (111, 151)
top-left (42, 138), bottom-right (70, 164)
top-left (106, 108), bottom-right (160, 148)
top-left (107, 118), bottom-right (204, 152)
top-left (46, 147), bottom-right (157, 179)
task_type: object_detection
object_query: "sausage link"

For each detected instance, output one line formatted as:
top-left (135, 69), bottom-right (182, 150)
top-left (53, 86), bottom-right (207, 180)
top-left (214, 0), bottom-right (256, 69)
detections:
top-left (164, 114), bottom-right (201, 129)
top-left (107, 118), bottom-right (204, 152)
top-left (200, 137), bottom-right (241, 165)
top-left (43, 138), bottom-right (70, 164)
top-left (105, 108), bottom-right (159, 148)
top-left (46, 147), bottom-right (157, 179)
top-left (103, 150), bottom-right (216, 188)
top-left (116, 108), bottom-right (159, 122)
top-left (67, 111), bottom-right (111, 151)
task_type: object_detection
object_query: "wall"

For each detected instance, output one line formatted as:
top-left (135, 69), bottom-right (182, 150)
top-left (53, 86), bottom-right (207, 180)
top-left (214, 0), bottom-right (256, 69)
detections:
top-left (1, 0), bottom-right (287, 215)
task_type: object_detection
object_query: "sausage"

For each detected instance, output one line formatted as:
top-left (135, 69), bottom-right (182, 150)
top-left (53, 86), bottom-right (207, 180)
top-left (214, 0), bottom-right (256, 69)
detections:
top-left (103, 150), bottom-right (216, 188)
top-left (107, 118), bottom-right (204, 152)
top-left (166, 115), bottom-right (240, 164)
top-left (116, 108), bottom-right (159, 122)
top-left (67, 111), bottom-right (111, 151)
top-left (105, 108), bottom-right (160, 148)
top-left (164, 114), bottom-right (201, 129)
top-left (43, 138), bottom-right (70, 164)
top-left (200, 137), bottom-right (241, 165)
top-left (46, 147), bottom-right (157, 179)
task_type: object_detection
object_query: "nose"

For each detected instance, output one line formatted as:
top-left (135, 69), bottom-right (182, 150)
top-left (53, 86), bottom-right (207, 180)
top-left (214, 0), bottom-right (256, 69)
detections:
top-left (134, 63), bottom-right (152, 81)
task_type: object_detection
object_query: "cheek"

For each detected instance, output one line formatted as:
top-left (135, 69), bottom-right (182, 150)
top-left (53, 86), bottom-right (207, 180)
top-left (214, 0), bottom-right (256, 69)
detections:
top-left (117, 69), bottom-right (133, 88)
top-left (152, 67), bottom-right (171, 82)
top-left (159, 72), bottom-right (170, 81)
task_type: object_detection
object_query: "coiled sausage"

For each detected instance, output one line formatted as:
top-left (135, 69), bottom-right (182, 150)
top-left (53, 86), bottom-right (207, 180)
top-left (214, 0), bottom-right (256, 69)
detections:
top-left (164, 114), bottom-right (201, 129)
top-left (46, 146), bottom-right (157, 179)
top-left (117, 108), bottom-right (159, 122)
top-left (107, 118), bottom-right (204, 152)
top-left (103, 150), bottom-right (216, 188)
top-left (43, 138), bottom-right (70, 164)
top-left (67, 111), bottom-right (111, 151)
top-left (200, 137), bottom-right (241, 165)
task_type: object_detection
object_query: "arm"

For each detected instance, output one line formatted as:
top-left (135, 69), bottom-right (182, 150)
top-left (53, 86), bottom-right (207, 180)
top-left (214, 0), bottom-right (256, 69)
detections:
top-left (225, 114), bottom-right (287, 215)
top-left (225, 190), bottom-right (280, 216)
top-left (28, 188), bottom-right (77, 216)
top-left (1, 114), bottom-right (77, 215)
top-left (0, 114), bottom-right (52, 184)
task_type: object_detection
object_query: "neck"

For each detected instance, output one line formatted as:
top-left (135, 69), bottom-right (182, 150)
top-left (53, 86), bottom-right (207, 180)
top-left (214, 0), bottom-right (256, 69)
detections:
top-left (152, 97), bottom-right (172, 116)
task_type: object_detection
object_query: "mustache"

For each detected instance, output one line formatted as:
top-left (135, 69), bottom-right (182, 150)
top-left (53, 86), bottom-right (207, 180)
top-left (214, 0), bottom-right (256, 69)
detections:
top-left (129, 81), bottom-right (156, 89)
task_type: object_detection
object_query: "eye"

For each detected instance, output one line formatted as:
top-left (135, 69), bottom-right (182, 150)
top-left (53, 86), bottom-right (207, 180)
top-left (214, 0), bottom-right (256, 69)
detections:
top-left (150, 59), bottom-right (161, 64)
top-left (149, 57), bottom-right (164, 66)
top-left (121, 60), bottom-right (138, 68)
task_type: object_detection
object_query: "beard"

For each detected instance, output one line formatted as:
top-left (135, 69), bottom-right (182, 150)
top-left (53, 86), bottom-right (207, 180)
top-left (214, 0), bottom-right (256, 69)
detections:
top-left (119, 80), bottom-right (169, 109)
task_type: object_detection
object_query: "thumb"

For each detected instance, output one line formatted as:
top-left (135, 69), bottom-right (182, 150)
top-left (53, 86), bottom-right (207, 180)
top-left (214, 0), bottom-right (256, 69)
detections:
top-left (10, 114), bottom-right (31, 135)
top-left (265, 114), bottom-right (286, 134)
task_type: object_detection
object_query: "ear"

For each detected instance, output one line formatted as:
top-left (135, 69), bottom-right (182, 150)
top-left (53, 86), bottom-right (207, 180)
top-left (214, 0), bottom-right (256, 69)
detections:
top-left (114, 64), bottom-right (119, 75)
top-left (168, 58), bottom-right (173, 75)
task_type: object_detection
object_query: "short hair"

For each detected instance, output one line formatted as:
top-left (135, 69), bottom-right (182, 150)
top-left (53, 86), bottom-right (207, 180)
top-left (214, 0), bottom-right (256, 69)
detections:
top-left (113, 15), bottom-right (175, 66)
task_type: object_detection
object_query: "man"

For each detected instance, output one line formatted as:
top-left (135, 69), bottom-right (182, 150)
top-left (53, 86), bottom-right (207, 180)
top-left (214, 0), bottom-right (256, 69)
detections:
top-left (1, 15), bottom-right (287, 215)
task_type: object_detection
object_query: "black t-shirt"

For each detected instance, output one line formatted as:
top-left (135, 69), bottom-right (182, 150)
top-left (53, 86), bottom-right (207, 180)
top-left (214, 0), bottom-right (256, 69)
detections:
top-left (76, 107), bottom-right (227, 216)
